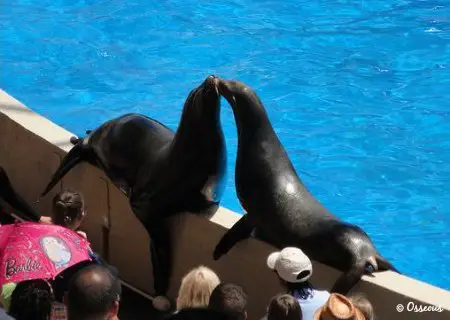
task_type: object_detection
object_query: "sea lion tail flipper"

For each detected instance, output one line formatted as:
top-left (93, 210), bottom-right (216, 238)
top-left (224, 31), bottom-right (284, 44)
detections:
top-left (331, 260), bottom-right (366, 295)
top-left (41, 142), bottom-right (89, 197)
top-left (375, 254), bottom-right (400, 273)
top-left (0, 167), bottom-right (40, 222)
top-left (213, 214), bottom-right (254, 260)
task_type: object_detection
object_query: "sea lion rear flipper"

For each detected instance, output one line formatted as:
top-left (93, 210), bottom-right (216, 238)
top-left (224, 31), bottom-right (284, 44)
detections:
top-left (213, 214), bottom-right (254, 260)
top-left (0, 166), bottom-right (40, 221)
top-left (41, 141), bottom-right (90, 197)
top-left (330, 261), bottom-right (366, 295)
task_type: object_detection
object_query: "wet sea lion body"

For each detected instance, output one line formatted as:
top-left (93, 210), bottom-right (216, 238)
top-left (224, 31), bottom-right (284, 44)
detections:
top-left (41, 75), bottom-right (227, 304)
top-left (213, 78), bottom-right (398, 294)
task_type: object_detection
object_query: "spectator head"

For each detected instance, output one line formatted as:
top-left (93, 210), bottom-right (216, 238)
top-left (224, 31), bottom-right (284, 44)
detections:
top-left (67, 264), bottom-right (121, 320)
top-left (267, 247), bottom-right (317, 298)
top-left (267, 247), bottom-right (313, 284)
top-left (314, 293), bottom-right (365, 320)
top-left (267, 294), bottom-right (302, 320)
top-left (176, 265), bottom-right (220, 310)
top-left (208, 283), bottom-right (248, 320)
top-left (348, 292), bottom-right (374, 320)
top-left (9, 279), bottom-right (55, 320)
top-left (52, 189), bottom-right (85, 230)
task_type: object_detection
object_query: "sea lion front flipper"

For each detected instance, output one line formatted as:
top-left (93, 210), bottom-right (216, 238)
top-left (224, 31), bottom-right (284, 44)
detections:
top-left (146, 216), bottom-right (173, 301)
top-left (213, 214), bottom-right (254, 260)
top-left (376, 254), bottom-right (400, 273)
top-left (330, 260), bottom-right (366, 295)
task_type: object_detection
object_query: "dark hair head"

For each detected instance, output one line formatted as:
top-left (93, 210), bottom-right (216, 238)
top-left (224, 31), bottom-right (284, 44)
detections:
top-left (208, 283), bottom-right (248, 320)
top-left (52, 189), bottom-right (84, 228)
top-left (348, 292), bottom-right (375, 320)
top-left (267, 294), bottom-right (302, 320)
top-left (9, 279), bottom-right (55, 320)
top-left (67, 264), bottom-right (121, 320)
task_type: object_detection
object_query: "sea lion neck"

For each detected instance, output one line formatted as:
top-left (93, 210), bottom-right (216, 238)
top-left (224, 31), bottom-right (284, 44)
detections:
top-left (172, 86), bottom-right (222, 149)
top-left (234, 99), bottom-right (274, 141)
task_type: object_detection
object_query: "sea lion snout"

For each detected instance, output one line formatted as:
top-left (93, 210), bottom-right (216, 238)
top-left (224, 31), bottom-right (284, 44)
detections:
top-left (215, 78), bottom-right (237, 106)
top-left (216, 78), bottom-right (260, 111)
top-left (203, 74), bottom-right (217, 86)
top-left (201, 75), bottom-right (220, 96)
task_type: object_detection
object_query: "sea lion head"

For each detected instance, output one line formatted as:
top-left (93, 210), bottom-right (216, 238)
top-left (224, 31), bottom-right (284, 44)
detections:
top-left (215, 78), bottom-right (264, 112)
top-left (215, 77), bottom-right (269, 134)
top-left (183, 75), bottom-right (221, 119)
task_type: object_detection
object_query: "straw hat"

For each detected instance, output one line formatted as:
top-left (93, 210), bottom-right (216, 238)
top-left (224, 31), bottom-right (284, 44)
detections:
top-left (313, 293), bottom-right (366, 320)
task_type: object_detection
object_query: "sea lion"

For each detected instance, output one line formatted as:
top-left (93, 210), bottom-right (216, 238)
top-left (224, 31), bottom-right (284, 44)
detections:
top-left (0, 166), bottom-right (40, 223)
top-left (212, 78), bottom-right (398, 294)
top-left (41, 75), bottom-right (227, 308)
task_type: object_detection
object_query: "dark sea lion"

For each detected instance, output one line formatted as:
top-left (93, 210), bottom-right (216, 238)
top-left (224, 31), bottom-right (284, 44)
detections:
top-left (0, 166), bottom-right (40, 223)
top-left (212, 78), bottom-right (398, 294)
top-left (41, 75), bottom-right (227, 308)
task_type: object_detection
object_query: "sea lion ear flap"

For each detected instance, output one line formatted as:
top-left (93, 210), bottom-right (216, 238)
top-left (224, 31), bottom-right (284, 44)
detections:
top-left (297, 270), bottom-right (311, 281)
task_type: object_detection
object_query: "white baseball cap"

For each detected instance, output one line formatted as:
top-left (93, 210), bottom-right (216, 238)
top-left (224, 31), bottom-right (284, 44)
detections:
top-left (266, 247), bottom-right (313, 283)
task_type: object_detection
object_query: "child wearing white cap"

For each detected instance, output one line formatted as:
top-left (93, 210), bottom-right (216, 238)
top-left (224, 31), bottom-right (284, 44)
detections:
top-left (266, 247), bottom-right (330, 320)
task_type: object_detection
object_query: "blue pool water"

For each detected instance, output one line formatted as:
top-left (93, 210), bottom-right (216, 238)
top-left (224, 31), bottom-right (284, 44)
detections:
top-left (1, 0), bottom-right (449, 290)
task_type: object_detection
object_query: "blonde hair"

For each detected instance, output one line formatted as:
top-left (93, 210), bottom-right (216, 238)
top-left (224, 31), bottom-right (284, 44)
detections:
top-left (176, 265), bottom-right (220, 310)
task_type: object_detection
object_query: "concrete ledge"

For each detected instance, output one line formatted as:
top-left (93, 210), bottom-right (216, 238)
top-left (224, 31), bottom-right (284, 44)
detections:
top-left (1, 89), bottom-right (449, 319)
